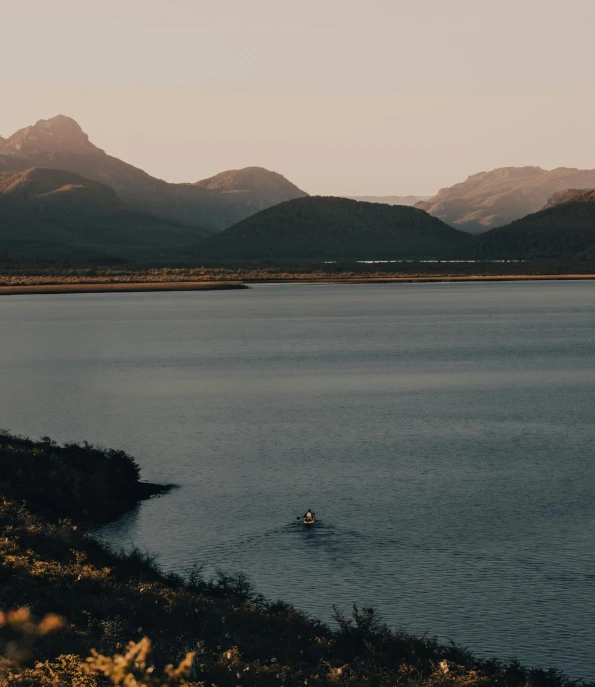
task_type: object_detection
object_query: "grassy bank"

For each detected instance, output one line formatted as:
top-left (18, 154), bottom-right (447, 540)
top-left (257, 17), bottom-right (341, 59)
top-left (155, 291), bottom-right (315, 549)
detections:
top-left (2, 261), bottom-right (595, 288)
top-left (0, 433), bottom-right (590, 686)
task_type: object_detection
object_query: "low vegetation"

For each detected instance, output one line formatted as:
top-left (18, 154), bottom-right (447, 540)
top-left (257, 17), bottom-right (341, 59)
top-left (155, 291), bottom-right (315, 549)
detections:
top-left (1, 260), bottom-right (595, 288)
top-left (0, 432), bottom-right (591, 686)
top-left (0, 432), bottom-right (169, 524)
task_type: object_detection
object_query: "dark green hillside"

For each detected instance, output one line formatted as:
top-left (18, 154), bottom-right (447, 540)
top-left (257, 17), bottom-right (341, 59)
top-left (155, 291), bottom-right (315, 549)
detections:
top-left (0, 168), bottom-right (212, 260)
top-left (191, 196), bottom-right (470, 260)
top-left (473, 190), bottom-right (595, 259)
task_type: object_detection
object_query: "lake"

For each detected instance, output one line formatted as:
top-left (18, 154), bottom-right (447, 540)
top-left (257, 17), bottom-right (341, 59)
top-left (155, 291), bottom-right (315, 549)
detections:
top-left (1, 282), bottom-right (594, 678)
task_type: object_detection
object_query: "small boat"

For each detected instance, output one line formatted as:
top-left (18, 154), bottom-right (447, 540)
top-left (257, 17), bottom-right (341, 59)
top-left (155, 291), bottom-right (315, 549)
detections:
top-left (303, 514), bottom-right (316, 525)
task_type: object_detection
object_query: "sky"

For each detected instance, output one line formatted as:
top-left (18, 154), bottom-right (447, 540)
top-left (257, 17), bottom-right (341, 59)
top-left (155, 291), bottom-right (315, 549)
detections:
top-left (2, 0), bottom-right (595, 196)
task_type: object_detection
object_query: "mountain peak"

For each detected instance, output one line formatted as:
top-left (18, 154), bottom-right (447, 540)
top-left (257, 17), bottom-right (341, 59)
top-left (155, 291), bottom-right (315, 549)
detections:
top-left (35, 114), bottom-right (86, 135)
top-left (195, 166), bottom-right (308, 209)
top-left (1, 115), bottom-right (97, 156)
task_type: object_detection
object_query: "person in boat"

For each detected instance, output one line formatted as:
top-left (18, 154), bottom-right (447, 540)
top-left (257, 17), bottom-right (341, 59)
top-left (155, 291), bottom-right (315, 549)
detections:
top-left (304, 509), bottom-right (315, 519)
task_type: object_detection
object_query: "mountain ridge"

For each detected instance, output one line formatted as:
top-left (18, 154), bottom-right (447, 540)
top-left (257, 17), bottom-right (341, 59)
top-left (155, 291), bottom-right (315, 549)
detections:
top-left (0, 115), bottom-right (308, 231)
top-left (543, 188), bottom-right (593, 209)
top-left (472, 190), bottom-right (595, 259)
top-left (416, 166), bottom-right (595, 233)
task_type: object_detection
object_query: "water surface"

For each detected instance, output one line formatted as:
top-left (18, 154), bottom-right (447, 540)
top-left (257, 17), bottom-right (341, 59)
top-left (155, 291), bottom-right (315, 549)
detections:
top-left (1, 282), bottom-right (594, 678)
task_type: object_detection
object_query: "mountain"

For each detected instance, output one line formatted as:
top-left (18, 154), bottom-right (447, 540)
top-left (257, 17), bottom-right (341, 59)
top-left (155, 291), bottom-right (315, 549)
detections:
top-left (0, 115), bottom-right (307, 231)
top-left (0, 153), bottom-right (31, 173)
top-left (472, 190), bottom-right (595, 259)
top-left (195, 166), bottom-right (307, 209)
top-left (346, 195), bottom-right (430, 206)
top-left (416, 167), bottom-right (595, 233)
top-left (542, 188), bottom-right (593, 209)
top-left (190, 196), bottom-right (470, 261)
top-left (0, 167), bottom-right (211, 260)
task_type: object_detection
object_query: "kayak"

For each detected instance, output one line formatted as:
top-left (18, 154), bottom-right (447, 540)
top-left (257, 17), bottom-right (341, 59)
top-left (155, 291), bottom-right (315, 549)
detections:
top-left (303, 515), bottom-right (316, 525)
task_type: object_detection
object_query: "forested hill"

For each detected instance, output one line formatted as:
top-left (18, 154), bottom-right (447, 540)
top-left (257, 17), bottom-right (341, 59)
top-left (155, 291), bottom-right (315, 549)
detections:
top-left (191, 196), bottom-right (471, 261)
top-left (473, 190), bottom-right (595, 260)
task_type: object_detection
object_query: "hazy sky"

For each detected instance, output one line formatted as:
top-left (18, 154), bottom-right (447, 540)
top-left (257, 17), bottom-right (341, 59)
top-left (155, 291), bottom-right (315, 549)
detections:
top-left (2, 0), bottom-right (595, 195)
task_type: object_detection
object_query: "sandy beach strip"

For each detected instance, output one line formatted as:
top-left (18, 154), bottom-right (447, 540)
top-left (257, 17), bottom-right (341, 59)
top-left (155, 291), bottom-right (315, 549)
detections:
top-left (0, 281), bottom-right (247, 296)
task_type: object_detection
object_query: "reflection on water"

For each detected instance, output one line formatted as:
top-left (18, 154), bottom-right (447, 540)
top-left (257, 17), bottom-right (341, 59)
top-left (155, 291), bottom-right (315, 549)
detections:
top-left (1, 282), bottom-right (595, 679)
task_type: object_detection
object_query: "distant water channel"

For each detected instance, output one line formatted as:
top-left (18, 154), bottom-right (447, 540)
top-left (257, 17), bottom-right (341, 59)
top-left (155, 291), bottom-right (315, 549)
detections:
top-left (1, 282), bottom-right (594, 678)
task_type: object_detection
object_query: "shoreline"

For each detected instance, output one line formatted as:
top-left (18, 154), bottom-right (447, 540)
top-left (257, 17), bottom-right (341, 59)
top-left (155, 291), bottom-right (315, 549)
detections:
top-left (244, 274), bottom-right (595, 284)
top-left (0, 280), bottom-right (247, 295)
top-left (1, 274), bottom-right (594, 295)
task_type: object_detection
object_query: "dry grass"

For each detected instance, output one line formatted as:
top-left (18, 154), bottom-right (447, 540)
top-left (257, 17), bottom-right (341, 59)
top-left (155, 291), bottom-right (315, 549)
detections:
top-left (1, 262), bottom-right (595, 290)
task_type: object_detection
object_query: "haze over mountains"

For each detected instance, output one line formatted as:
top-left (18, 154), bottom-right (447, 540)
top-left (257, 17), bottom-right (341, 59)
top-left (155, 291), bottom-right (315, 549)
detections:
top-left (0, 115), bottom-right (308, 232)
top-left (416, 167), bottom-right (595, 233)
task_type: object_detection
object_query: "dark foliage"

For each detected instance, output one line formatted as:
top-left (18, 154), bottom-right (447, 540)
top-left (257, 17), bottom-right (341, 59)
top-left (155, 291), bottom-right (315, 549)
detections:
top-left (473, 197), bottom-right (595, 259)
top-left (0, 432), bottom-right (169, 525)
top-left (191, 196), bottom-right (472, 260)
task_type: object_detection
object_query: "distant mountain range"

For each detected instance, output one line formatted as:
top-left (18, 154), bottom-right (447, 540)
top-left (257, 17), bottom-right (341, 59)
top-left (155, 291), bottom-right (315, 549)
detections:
top-left (190, 197), bottom-right (469, 261)
top-left (416, 167), bottom-right (595, 233)
top-left (1, 116), bottom-right (595, 264)
top-left (345, 195), bottom-right (431, 206)
top-left (0, 115), bottom-right (308, 232)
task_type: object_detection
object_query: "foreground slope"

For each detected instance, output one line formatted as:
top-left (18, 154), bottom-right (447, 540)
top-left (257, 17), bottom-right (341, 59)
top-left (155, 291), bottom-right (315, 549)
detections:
top-left (416, 167), bottom-right (595, 233)
top-left (473, 189), bottom-right (595, 259)
top-left (0, 116), bottom-right (306, 231)
top-left (192, 196), bottom-right (470, 260)
top-left (0, 168), bottom-right (211, 260)
top-left (0, 431), bottom-right (588, 687)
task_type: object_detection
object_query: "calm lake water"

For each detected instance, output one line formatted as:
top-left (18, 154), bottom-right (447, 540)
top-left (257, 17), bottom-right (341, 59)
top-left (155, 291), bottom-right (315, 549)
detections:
top-left (1, 282), bottom-right (594, 678)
